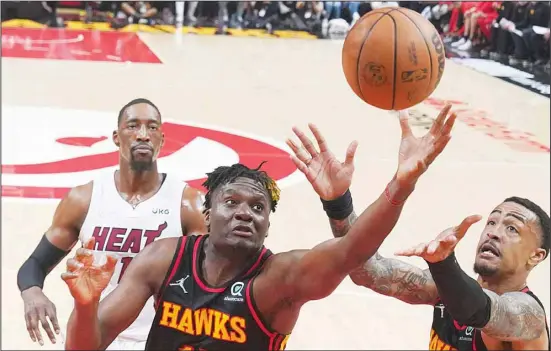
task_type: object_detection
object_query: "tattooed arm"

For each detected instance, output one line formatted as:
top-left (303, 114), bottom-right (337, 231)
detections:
top-left (328, 210), bottom-right (439, 305)
top-left (480, 289), bottom-right (548, 345)
top-left (349, 253), bottom-right (439, 305)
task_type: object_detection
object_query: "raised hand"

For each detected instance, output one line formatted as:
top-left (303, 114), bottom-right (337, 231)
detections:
top-left (395, 215), bottom-right (482, 263)
top-left (286, 123), bottom-right (358, 201)
top-left (61, 238), bottom-right (117, 305)
top-left (396, 104), bottom-right (456, 186)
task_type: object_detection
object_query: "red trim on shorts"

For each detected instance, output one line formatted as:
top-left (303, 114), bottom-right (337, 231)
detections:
top-left (154, 236), bottom-right (188, 311)
top-left (472, 329), bottom-right (478, 351)
top-left (192, 236), bottom-right (225, 293)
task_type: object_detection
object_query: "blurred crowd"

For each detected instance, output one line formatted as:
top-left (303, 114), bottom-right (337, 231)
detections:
top-left (2, 1), bottom-right (549, 70)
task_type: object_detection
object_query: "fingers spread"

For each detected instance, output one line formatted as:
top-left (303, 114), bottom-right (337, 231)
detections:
top-left (292, 126), bottom-right (319, 158)
top-left (344, 140), bottom-right (358, 166)
top-left (430, 104), bottom-right (452, 135)
top-left (286, 138), bottom-right (310, 164)
top-left (308, 123), bottom-right (329, 153)
top-left (398, 110), bottom-right (413, 138)
top-left (456, 214), bottom-right (483, 239)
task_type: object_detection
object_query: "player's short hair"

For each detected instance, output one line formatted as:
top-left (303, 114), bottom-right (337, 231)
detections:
top-left (202, 162), bottom-right (280, 213)
top-left (117, 98), bottom-right (161, 126)
top-left (504, 196), bottom-right (550, 258)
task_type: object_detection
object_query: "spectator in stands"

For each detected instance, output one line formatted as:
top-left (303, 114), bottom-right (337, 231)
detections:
top-left (447, 1), bottom-right (478, 45)
top-left (508, 1), bottom-right (550, 67)
top-left (452, 1), bottom-right (500, 51)
top-left (120, 1), bottom-right (157, 24)
top-left (481, 1), bottom-right (516, 59)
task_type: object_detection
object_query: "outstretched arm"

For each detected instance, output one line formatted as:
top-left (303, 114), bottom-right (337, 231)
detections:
top-left (328, 210), bottom-right (438, 305)
top-left (64, 238), bottom-right (177, 350)
top-left (283, 175), bottom-right (417, 303)
top-left (397, 222), bottom-right (548, 346)
top-left (284, 106), bottom-right (455, 305)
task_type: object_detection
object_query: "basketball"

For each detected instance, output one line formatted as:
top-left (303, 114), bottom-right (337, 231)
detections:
top-left (342, 7), bottom-right (446, 110)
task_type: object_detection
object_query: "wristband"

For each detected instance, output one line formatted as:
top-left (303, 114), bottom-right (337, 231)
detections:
top-left (320, 189), bottom-right (354, 220)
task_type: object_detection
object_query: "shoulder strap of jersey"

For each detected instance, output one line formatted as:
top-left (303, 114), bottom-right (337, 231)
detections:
top-left (154, 235), bottom-right (194, 311)
top-left (523, 287), bottom-right (550, 347)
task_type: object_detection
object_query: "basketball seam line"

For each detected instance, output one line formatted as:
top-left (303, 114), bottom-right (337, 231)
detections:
top-left (352, 11), bottom-right (385, 100)
top-left (355, 8), bottom-right (401, 103)
top-left (388, 14), bottom-right (398, 110)
top-left (395, 8), bottom-right (434, 103)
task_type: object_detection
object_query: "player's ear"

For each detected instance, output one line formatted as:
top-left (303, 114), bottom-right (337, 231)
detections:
top-left (204, 209), bottom-right (210, 232)
top-left (113, 130), bottom-right (120, 147)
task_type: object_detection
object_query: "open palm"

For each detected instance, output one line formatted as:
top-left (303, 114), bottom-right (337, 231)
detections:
top-left (395, 215), bottom-right (482, 263)
top-left (286, 123), bottom-right (358, 201)
top-left (61, 238), bottom-right (118, 305)
top-left (396, 104), bottom-right (457, 185)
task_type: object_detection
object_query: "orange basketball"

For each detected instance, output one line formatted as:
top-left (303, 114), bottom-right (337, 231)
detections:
top-left (342, 7), bottom-right (446, 110)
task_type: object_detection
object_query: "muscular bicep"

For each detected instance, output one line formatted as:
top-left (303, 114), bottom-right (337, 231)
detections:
top-left (46, 183), bottom-right (91, 251)
top-left (180, 186), bottom-right (207, 236)
top-left (96, 238), bottom-right (178, 348)
top-left (481, 290), bottom-right (548, 343)
top-left (349, 252), bottom-right (439, 305)
top-left (279, 238), bottom-right (351, 303)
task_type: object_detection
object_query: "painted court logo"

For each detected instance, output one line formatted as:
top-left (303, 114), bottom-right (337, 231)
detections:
top-left (2, 105), bottom-right (300, 201)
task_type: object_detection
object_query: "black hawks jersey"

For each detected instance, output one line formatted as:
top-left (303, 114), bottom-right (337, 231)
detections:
top-left (145, 234), bottom-right (291, 351)
top-left (429, 287), bottom-right (550, 351)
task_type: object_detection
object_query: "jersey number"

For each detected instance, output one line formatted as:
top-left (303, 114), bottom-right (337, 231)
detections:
top-left (118, 257), bottom-right (133, 283)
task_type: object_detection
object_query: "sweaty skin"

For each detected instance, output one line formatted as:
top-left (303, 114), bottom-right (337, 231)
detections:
top-left (332, 202), bottom-right (549, 350)
top-left (19, 102), bottom-right (207, 346)
top-left (63, 107), bottom-right (456, 350)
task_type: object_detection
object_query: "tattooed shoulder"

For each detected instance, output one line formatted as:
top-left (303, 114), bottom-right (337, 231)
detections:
top-left (481, 289), bottom-right (547, 341)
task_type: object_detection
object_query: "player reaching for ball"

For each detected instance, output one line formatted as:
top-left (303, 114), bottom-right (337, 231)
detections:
top-left (60, 109), bottom-right (454, 350)
top-left (299, 105), bottom-right (550, 350)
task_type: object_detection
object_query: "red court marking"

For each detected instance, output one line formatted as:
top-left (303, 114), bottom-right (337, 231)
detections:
top-left (2, 122), bottom-right (297, 199)
top-left (1, 27), bottom-right (162, 63)
top-left (423, 98), bottom-right (549, 153)
top-left (56, 136), bottom-right (108, 147)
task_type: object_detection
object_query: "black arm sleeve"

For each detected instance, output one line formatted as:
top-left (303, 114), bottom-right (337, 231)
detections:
top-left (426, 252), bottom-right (492, 328)
top-left (17, 235), bottom-right (70, 292)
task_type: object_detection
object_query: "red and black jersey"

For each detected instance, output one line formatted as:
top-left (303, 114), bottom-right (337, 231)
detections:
top-left (429, 287), bottom-right (549, 350)
top-left (145, 235), bottom-right (290, 351)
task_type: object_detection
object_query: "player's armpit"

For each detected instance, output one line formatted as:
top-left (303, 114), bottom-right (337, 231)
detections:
top-left (349, 252), bottom-right (439, 305)
top-left (481, 290), bottom-right (547, 343)
top-left (180, 186), bottom-right (207, 236)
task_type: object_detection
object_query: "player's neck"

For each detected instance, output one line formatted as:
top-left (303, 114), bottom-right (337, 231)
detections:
top-left (201, 239), bottom-right (258, 287)
top-left (116, 166), bottom-right (161, 195)
top-left (476, 274), bottom-right (528, 295)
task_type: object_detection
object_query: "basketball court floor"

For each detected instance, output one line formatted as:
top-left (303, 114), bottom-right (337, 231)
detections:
top-left (2, 23), bottom-right (550, 350)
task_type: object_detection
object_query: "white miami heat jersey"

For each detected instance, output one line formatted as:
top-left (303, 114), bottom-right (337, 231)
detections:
top-left (80, 170), bottom-right (187, 343)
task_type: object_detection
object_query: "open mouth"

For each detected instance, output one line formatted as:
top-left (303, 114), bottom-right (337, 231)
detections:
top-left (479, 242), bottom-right (500, 258)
